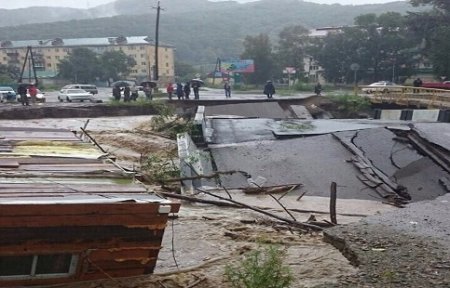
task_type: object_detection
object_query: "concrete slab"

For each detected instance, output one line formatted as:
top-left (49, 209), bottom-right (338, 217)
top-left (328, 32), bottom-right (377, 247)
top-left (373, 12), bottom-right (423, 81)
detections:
top-left (411, 109), bottom-right (440, 122)
top-left (380, 109), bottom-right (402, 121)
top-left (351, 128), bottom-right (423, 177)
top-left (209, 119), bottom-right (380, 144)
top-left (272, 119), bottom-right (379, 138)
top-left (205, 102), bottom-right (294, 118)
top-left (290, 105), bottom-right (313, 119)
top-left (394, 157), bottom-right (448, 201)
top-left (209, 135), bottom-right (377, 200)
top-left (209, 118), bottom-right (276, 144)
top-left (414, 123), bottom-right (450, 150)
top-left (335, 128), bottom-right (448, 201)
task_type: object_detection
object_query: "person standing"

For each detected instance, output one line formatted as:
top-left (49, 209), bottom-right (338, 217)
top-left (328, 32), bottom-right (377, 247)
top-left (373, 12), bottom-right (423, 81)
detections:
top-left (28, 84), bottom-right (38, 105)
top-left (413, 78), bottom-right (422, 93)
top-left (176, 83), bottom-right (184, 100)
top-left (18, 83), bottom-right (28, 106)
top-left (166, 83), bottom-right (174, 100)
top-left (314, 82), bottom-right (322, 96)
top-left (112, 86), bottom-right (121, 101)
top-left (130, 84), bottom-right (138, 101)
top-left (184, 82), bottom-right (191, 99)
top-left (224, 81), bottom-right (231, 98)
top-left (123, 85), bottom-right (131, 102)
top-left (263, 80), bottom-right (275, 98)
top-left (144, 84), bottom-right (152, 100)
top-left (192, 82), bottom-right (200, 99)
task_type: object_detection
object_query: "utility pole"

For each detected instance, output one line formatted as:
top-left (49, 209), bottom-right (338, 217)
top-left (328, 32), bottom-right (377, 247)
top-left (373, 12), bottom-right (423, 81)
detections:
top-left (153, 1), bottom-right (164, 81)
top-left (19, 46), bottom-right (38, 86)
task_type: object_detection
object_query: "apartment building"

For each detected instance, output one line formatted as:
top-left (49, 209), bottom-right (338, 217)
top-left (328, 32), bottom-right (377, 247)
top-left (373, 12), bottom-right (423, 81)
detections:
top-left (0, 36), bottom-right (175, 84)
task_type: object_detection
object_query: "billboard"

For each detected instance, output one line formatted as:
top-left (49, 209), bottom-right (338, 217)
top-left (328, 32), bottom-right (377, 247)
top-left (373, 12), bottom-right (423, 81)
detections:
top-left (221, 59), bottom-right (255, 73)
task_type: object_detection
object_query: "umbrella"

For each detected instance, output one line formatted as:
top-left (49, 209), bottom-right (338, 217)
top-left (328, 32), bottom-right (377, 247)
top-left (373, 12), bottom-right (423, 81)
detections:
top-left (112, 81), bottom-right (134, 88)
top-left (191, 78), bottom-right (204, 86)
top-left (140, 81), bottom-right (157, 88)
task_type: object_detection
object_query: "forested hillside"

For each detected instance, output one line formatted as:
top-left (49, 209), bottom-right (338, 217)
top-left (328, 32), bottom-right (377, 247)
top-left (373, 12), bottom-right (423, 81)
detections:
top-left (0, 0), bottom-right (418, 63)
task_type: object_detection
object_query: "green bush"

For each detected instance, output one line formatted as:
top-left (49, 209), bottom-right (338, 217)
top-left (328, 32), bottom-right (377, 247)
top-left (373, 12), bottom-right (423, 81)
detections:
top-left (141, 152), bottom-right (180, 184)
top-left (225, 245), bottom-right (293, 288)
top-left (328, 94), bottom-right (371, 117)
top-left (293, 82), bottom-right (315, 92)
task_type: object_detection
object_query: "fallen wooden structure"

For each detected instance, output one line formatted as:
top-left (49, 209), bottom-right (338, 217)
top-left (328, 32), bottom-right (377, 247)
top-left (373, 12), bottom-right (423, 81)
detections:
top-left (0, 127), bottom-right (180, 287)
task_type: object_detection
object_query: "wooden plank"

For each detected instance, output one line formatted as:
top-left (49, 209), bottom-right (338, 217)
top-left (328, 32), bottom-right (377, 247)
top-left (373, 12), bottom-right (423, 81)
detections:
top-left (87, 248), bottom-right (160, 262)
top-left (11, 157), bottom-right (102, 164)
top-left (79, 268), bottom-right (148, 281)
top-left (0, 203), bottom-right (169, 216)
top-left (0, 226), bottom-right (165, 246)
top-left (0, 214), bottom-right (169, 228)
top-left (20, 164), bottom-right (122, 172)
top-left (0, 186), bottom-right (147, 194)
top-left (85, 259), bottom-right (157, 271)
top-left (0, 159), bottom-right (19, 168)
top-left (0, 241), bottom-right (163, 254)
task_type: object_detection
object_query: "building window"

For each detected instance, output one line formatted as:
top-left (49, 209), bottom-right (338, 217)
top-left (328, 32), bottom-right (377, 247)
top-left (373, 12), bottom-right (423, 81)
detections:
top-left (140, 54), bottom-right (145, 58)
top-left (141, 62), bottom-right (146, 65)
top-left (140, 46), bottom-right (145, 50)
top-left (56, 56), bottom-right (60, 60)
top-left (46, 56), bottom-right (51, 60)
top-left (165, 63), bottom-right (169, 67)
top-left (55, 49), bottom-right (59, 52)
top-left (47, 63), bottom-right (52, 68)
top-left (0, 254), bottom-right (78, 280)
top-left (142, 69), bottom-right (147, 73)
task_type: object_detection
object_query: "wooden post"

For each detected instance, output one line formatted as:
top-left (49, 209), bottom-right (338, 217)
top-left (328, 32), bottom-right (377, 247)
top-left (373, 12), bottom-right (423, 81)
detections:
top-left (330, 182), bottom-right (337, 225)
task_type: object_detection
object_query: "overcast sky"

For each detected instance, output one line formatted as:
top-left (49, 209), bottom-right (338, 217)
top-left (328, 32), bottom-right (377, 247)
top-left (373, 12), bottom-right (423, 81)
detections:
top-left (0, 0), bottom-right (407, 10)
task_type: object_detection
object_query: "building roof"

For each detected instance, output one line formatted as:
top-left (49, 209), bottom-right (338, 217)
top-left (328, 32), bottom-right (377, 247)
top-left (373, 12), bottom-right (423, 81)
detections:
top-left (0, 36), bottom-right (173, 49)
top-left (0, 126), bottom-right (176, 207)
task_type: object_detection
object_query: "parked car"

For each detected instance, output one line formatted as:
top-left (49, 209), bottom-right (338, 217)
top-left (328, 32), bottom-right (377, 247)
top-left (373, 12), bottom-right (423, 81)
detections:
top-left (27, 88), bottom-right (46, 103)
top-left (0, 86), bottom-right (17, 102)
top-left (422, 81), bottom-right (450, 90)
top-left (62, 84), bottom-right (98, 95)
top-left (362, 81), bottom-right (402, 93)
top-left (58, 89), bottom-right (95, 102)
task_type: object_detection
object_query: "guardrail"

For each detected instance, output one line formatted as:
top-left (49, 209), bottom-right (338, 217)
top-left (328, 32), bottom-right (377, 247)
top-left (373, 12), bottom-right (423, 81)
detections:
top-left (359, 86), bottom-right (450, 109)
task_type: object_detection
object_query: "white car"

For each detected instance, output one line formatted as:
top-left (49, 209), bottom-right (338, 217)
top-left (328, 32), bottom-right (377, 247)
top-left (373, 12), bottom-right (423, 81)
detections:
top-left (0, 86), bottom-right (17, 102)
top-left (362, 81), bottom-right (402, 94)
top-left (58, 89), bottom-right (94, 102)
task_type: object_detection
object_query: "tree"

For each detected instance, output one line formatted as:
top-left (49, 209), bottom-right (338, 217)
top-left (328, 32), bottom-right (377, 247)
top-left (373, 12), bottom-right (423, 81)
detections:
top-left (175, 61), bottom-right (197, 82)
top-left (58, 48), bottom-right (100, 83)
top-left (275, 25), bottom-right (309, 79)
top-left (0, 64), bottom-right (20, 83)
top-left (410, 0), bottom-right (450, 11)
top-left (99, 50), bottom-right (136, 85)
top-left (241, 34), bottom-right (274, 84)
top-left (313, 12), bottom-right (416, 84)
top-left (408, 0), bottom-right (450, 78)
